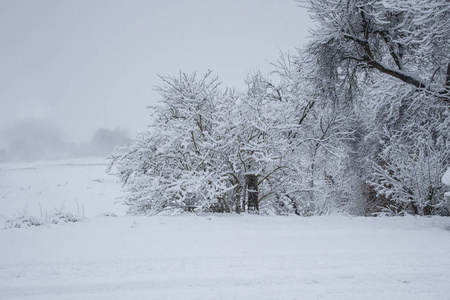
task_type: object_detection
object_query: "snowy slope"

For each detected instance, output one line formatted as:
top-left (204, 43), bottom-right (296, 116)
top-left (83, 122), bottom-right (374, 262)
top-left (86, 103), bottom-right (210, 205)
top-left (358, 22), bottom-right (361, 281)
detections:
top-left (1, 159), bottom-right (450, 299)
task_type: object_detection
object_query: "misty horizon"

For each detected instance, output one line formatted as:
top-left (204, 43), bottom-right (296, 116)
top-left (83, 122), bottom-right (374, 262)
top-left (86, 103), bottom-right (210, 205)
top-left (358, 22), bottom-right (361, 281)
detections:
top-left (0, 122), bottom-right (132, 162)
top-left (0, 0), bottom-right (312, 161)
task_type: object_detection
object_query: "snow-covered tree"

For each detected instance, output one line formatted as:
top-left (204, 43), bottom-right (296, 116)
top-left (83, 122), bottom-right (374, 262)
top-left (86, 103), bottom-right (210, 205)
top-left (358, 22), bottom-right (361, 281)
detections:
top-left (304, 0), bottom-right (450, 104)
top-left (302, 0), bottom-right (450, 215)
top-left (108, 72), bottom-right (231, 214)
top-left (266, 53), bottom-right (355, 215)
top-left (108, 66), bottom-right (353, 216)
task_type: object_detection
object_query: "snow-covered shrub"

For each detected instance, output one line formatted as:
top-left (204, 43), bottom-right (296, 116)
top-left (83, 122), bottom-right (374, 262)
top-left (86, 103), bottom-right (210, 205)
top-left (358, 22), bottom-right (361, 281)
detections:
top-left (5, 215), bottom-right (43, 229)
top-left (48, 211), bottom-right (80, 224)
top-left (4, 207), bottom-right (82, 229)
top-left (101, 212), bottom-right (119, 217)
top-left (367, 92), bottom-right (450, 215)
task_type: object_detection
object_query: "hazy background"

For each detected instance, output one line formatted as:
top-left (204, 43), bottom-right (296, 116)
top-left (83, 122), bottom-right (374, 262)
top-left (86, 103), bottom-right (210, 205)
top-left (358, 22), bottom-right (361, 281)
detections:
top-left (0, 0), bottom-right (312, 162)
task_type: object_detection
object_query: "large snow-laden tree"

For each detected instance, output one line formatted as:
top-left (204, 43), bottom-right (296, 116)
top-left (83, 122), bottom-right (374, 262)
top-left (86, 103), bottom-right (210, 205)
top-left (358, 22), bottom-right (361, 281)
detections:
top-left (302, 0), bottom-right (450, 215)
top-left (304, 0), bottom-right (450, 104)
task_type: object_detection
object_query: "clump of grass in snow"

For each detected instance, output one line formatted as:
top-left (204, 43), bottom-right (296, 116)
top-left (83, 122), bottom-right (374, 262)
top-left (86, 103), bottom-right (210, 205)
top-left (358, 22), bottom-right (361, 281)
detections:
top-left (4, 205), bottom-right (83, 229)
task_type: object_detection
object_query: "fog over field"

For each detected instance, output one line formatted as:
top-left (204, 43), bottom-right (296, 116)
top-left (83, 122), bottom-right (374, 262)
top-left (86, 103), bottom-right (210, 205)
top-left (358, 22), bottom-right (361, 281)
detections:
top-left (0, 0), bottom-right (311, 162)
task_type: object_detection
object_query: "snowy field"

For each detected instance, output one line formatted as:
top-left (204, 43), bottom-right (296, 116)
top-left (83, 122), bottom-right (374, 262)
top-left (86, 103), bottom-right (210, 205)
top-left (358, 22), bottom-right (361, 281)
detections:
top-left (1, 159), bottom-right (450, 299)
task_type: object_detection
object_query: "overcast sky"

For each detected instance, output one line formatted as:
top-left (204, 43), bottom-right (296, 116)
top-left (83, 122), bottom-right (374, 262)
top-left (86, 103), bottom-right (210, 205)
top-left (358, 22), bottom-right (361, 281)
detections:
top-left (0, 0), bottom-right (312, 150)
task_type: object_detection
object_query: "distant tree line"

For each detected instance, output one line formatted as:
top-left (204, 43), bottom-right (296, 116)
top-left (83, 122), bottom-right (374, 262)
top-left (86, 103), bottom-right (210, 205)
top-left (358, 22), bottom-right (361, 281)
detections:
top-left (108, 0), bottom-right (450, 216)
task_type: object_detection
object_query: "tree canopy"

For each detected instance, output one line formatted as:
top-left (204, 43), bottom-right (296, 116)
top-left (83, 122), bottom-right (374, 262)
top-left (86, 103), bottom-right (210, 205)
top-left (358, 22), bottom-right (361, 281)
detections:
top-left (108, 0), bottom-right (450, 216)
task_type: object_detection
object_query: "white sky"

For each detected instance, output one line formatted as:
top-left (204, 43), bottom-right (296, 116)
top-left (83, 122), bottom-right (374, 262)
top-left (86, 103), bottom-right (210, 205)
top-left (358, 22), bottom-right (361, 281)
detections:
top-left (0, 0), bottom-right (312, 147)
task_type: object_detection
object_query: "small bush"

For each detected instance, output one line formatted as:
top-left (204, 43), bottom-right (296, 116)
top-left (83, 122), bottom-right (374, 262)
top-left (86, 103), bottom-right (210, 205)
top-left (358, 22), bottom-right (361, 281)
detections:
top-left (5, 215), bottom-right (44, 229)
top-left (4, 206), bottom-right (82, 229)
top-left (49, 212), bottom-right (80, 224)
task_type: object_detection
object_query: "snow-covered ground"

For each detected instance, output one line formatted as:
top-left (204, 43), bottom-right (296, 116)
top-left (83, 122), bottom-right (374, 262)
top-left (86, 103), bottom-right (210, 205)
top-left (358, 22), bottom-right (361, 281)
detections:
top-left (0, 157), bottom-right (126, 221)
top-left (1, 159), bottom-right (450, 299)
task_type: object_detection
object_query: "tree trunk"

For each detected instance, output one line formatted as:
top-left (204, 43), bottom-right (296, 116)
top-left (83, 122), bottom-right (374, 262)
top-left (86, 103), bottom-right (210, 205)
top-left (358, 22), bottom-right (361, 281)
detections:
top-left (245, 174), bottom-right (259, 212)
top-left (234, 185), bottom-right (242, 213)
